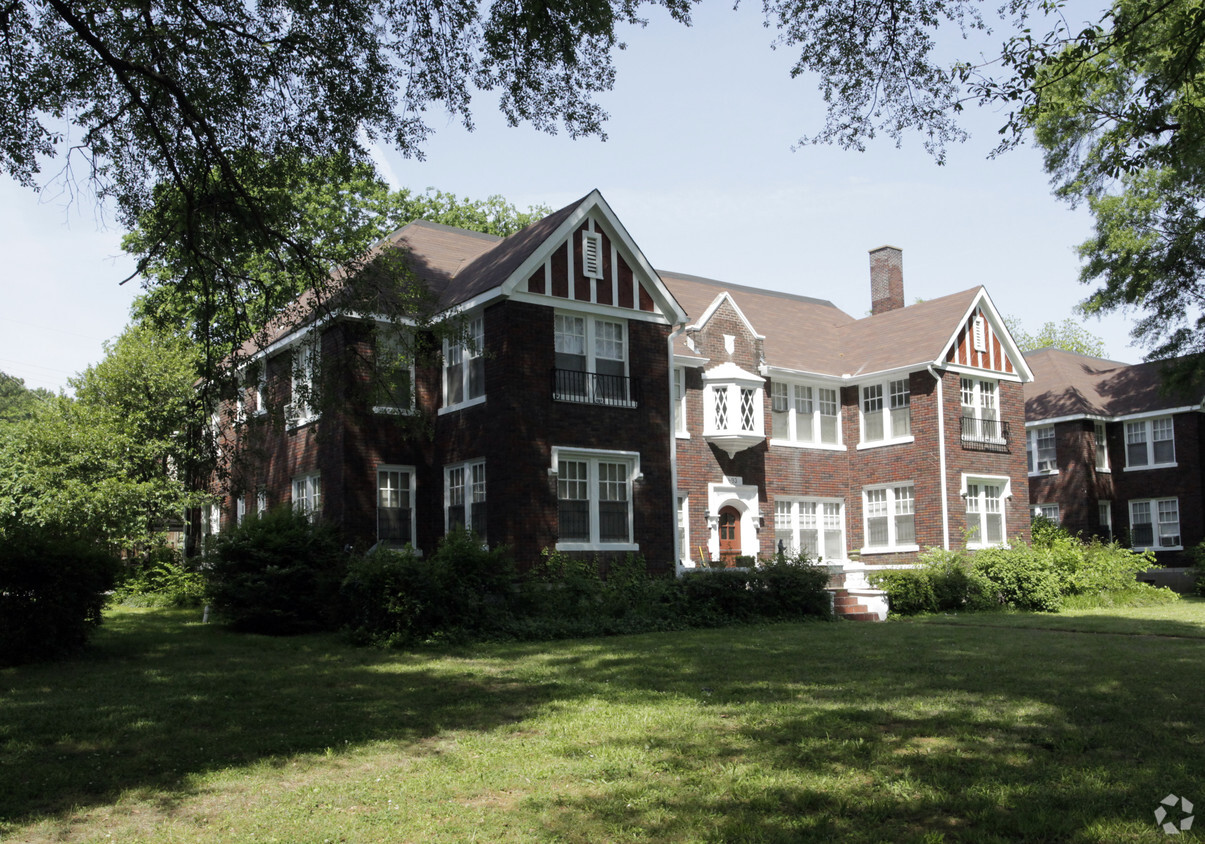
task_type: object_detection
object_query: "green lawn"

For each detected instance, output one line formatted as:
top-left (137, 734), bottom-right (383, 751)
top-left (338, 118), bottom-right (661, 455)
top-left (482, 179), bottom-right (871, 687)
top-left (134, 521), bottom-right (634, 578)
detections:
top-left (3, 601), bottom-right (1205, 842)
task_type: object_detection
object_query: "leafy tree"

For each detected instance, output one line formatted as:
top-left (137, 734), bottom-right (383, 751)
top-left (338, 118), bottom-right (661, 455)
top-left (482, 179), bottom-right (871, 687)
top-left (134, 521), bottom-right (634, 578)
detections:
top-left (0, 372), bottom-right (52, 425)
top-left (0, 325), bottom-right (205, 549)
top-left (998, 0), bottom-right (1205, 377)
top-left (1005, 315), bottom-right (1108, 357)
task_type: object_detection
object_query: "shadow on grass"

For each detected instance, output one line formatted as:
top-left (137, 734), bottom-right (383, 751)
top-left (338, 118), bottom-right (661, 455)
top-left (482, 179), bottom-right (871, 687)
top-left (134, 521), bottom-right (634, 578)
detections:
top-left (4, 608), bottom-right (1204, 841)
top-left (0, 609), bottom-right (558, 827)
top-left (516, 615), bottom-right (1205, 842)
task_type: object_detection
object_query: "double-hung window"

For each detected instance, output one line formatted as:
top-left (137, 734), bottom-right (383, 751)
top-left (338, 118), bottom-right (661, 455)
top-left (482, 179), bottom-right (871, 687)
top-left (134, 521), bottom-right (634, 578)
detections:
top-left (862, 484), bottom-right (916, 552)
top-left (1130, 498), bottom-right (1180, 549)
top-left (1125, 417), bottom-right (1175, 469)
top-left (960, 377), bottom-right (1001, 442)
top-left (1098, 500), bottom-right (1112, 540)
top-left (377, 466), bottom-right (415, 546)
top-left (289, 340), bottom-right (320, 426)
top-left (1035, 503), bottom-right (1060, 523)
top-left (445, 461), bottom-right (487, 542)
top-left (964, 480), bottom-right (1006, 547)
top-left (292, 473), bottom-right (321, 522)
top-left (677, 494), bottom-right (689, 563)
top-left (554, 449), bottom-right (638, 549)
top-left (774, 498), bottom-right (845, 560)
top-left (1094, 422), bottom-right (1110, 471)
top-left (770, 382), bottom-right (841, 446)
top-left (1027, 426), bottom-right (1057, 474)
top-left (374, 327), bottom-right (415, 413)
top-left (860, 378), bottom-right (911, 445)
top-left (554, 313), bottom-right (630, 405)
top-left (444, 316), bottom-right (485, 409)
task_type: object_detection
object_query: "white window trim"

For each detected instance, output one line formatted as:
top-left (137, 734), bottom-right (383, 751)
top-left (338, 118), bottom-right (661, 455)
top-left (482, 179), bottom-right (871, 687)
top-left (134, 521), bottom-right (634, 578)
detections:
top-left (550, 447), bottom-right (641, 552)
top-left (440, 314), bottom-right (486, 415)
top-left (292, 472), bottom-right (321, 521)
top-left (377, 464), bottom-right (418, 550)
top-left (960, 473), bottom-right (1011, 549)
top-left (1098, 500), bottom-right (1113, 540)
top-left (286, 340), bottom-right (321, 429)
top-left (1129, 497), bottom-right (1182, 551)
top-left (256, 490), bottom-right (268, 515)
top-left (1027, 425), bottom-right (1058, 476)
top-left (444, 460), bottom-right (487, 537)
top-left (553, 310), bottom-right (633, 407)
top-left (856, 378), bottom-right (914, 450)
top-left (773, 496), bottom-right (847, 562)
top-left (373, 324), bottom-right (418, 416)
top-left (1094, 421), bottom-right (1111, 472)
top-left (673, 366), bottom-right (689, 438)
top-left (1122, 416), bottom-right (1177, 471)
top-left (768, 380), bottom-right (845, 451)
top-left (1034, 503), bottom-right (1061, 523)
top-left (677, 492), bottom-right (690, 564)
top-left (236, 496), bottom-right (247, 525)
top-left (860, 483), bottom-right (919, 555)
top-left (960, 376), bottom-right (1004, 444)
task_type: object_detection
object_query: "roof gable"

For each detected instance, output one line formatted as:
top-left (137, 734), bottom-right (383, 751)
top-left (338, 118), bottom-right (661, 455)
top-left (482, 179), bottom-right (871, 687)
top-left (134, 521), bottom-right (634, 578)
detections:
top-left (1025, 348), bottom-right (1205, 420)
top-left (938, 289), bottom-right (1032, 381)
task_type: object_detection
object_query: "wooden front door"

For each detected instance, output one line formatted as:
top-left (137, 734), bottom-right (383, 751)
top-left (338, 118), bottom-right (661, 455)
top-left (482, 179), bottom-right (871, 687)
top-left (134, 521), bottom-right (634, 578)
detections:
top-left (718, 506), bottom-right (741, 566)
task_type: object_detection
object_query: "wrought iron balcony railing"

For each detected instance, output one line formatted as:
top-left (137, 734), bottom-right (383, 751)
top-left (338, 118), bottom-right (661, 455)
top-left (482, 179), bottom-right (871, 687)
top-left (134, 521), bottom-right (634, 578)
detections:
top-left (960, 416), bottom-right (1011, 453)
top-left (552, 368), bottom-right (639, 408)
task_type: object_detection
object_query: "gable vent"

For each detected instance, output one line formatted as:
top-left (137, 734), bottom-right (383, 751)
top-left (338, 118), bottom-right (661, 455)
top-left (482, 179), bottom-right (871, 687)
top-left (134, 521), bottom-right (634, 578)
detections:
top-left (583, 231), bottom-right (603, 279)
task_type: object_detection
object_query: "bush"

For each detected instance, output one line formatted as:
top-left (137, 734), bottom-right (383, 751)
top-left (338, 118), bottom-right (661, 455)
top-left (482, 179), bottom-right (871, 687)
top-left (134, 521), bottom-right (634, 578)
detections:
top-left (339, 530), bottom-right (517, 646)
top-left (1033, 519), bottom-right (1154, 596)
top-left (870, 568), bottom-right (938, 615)
top-left (205, 507), bottom-right (347, 635)
top-left (0, 528), bottom-right (119, 666)
top-left (112, 544), bottom-right (205, 608)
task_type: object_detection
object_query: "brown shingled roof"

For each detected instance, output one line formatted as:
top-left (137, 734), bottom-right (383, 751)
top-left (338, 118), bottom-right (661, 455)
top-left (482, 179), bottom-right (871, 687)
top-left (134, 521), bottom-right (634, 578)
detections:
top-left (663, 273), bottom-right (988, 378)
top-left (1025, 347), bottom-right (1205, 420)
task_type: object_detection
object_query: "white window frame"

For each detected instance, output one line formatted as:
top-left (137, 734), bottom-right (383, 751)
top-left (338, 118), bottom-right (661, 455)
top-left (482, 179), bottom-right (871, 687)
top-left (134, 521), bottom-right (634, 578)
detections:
top-left (551, 447), bottom-right (640, 552)
top-left (673, 367), bottom-right (688, 437)
top-left (445, 460), bottom-right (487, 540)
top-left (962, 475), bottom-right (1009, 549)
top-left (861, 483), bottom-right (918, 554)
top-left (960, 377), bottom-right (1002, 443)
top-left (769, 380), bottom-right (843, 449)
top-left (287, 339), bottom-right (320, 428)
top-left (1094, 421), bottom-right (1110, 471)
top-left (377, 465), bottom-right (417, 548)
top-left (203, 501), bottom-right (222, 538)
top-left (858, 377), bottom-right (913, 448)
top-left (292, 472), bottom-right (321, 522)
top-left (1124, 416), bottom-right (1176, 470)
top-left (553, 311), bottom-right (631, 406)
top-left (1129, 498), bottom-right (1181, 551)
top-left (374, 325), bottom-right (417, 415)
top-left (677, 493), bottom-right (689, 564)
top-left (253, 363), bottom-right (267, 417)
top-left (1027, 426), bottom-right (1058, 475)
top-left (1099, 500), bottom-right (1112, 540)
top-left (442, 315), bottom-right (485, 413)
top-left (774, 497), bottom-right (846, 561)
top-left (1035, 503), bottom-right (1060, 523)
top-left (236, 496), bottom-right (247, 525)
top-left (256, 490), bottom-right (268, 515)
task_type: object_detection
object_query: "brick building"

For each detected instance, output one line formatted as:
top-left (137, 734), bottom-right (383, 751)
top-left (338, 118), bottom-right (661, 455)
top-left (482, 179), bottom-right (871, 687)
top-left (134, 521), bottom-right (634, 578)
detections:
top-left (1025, 347), bottom-right (1205, 575)
top-left (209, 191), bottom-right (1034, 604)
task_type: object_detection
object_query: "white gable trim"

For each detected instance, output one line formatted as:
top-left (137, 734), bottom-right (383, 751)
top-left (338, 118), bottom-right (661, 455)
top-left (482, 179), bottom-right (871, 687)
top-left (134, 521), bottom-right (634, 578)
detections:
top-left (686, 291), bottom-right (766, 341)
top-left (498, 190), bottom-right (687, 325)
top-left (937, 288), bottom-right (1033, 382)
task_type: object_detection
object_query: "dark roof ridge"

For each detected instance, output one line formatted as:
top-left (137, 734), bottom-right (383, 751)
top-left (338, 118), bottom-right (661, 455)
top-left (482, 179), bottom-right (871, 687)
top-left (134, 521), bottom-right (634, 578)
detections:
top-left (657, 269), bottom-right (840, 311)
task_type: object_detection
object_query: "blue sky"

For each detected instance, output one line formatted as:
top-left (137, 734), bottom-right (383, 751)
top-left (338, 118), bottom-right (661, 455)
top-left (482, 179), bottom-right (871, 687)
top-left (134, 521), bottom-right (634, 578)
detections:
top-left (0, 2), bottom-right (1137, 394)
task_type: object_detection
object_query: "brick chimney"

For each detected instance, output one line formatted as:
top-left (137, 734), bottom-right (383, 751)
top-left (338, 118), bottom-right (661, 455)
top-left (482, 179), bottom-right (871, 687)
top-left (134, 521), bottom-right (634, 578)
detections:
top-left (869, 246), bottom-right (904, 315)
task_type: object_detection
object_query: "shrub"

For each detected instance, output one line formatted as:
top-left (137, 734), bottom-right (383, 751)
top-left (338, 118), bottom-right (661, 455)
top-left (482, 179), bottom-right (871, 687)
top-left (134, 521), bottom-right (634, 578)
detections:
top-left (339, 530), bottom-right (517, 645)
top-left (972, 545), bottom-right (1063, 612)
top-left (870, 569), bottom-right (938, 615)
top-left (112, 544), bottom-right (205, 608)
top-left (1033, 519), bottom-right (1154, 596)
top-left (205, 507), bottom-right (347, 635)
top-left (0, 528), bottom-right (119, 666)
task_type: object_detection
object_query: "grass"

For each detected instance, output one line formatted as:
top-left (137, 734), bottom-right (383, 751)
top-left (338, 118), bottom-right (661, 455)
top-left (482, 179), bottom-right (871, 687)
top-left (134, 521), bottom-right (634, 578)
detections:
top-left (3, 602), bottom-right (1205, 842)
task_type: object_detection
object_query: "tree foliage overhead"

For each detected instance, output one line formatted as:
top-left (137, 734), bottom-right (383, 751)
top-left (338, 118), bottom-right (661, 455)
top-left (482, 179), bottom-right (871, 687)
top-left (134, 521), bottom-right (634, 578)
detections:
top-left (0, 372), bottom-right (52, 425)
top-left (1005, 315), bottom-right (1108, 357)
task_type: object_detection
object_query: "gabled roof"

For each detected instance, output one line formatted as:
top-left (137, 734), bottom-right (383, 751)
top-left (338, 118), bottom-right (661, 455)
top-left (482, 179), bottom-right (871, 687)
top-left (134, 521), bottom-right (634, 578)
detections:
top-left (1025, 347), bottom-right (1205, 421)
top-left (663, 274), bottom-right (1028, 381)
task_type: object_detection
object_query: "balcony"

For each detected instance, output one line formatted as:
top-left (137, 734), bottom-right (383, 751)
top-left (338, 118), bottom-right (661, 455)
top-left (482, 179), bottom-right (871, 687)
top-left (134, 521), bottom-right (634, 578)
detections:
top-left (552, 368), bottom-right (640, 408)
top-left (961, 416), bottom-right (1011, 453)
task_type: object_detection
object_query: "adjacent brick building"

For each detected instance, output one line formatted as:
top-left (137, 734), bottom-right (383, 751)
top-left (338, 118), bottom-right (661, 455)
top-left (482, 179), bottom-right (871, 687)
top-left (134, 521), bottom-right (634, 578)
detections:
top-left (209, 191), bottom-right (1034, 608)
top-left (1025, 347), bottom-right (1205, 576)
